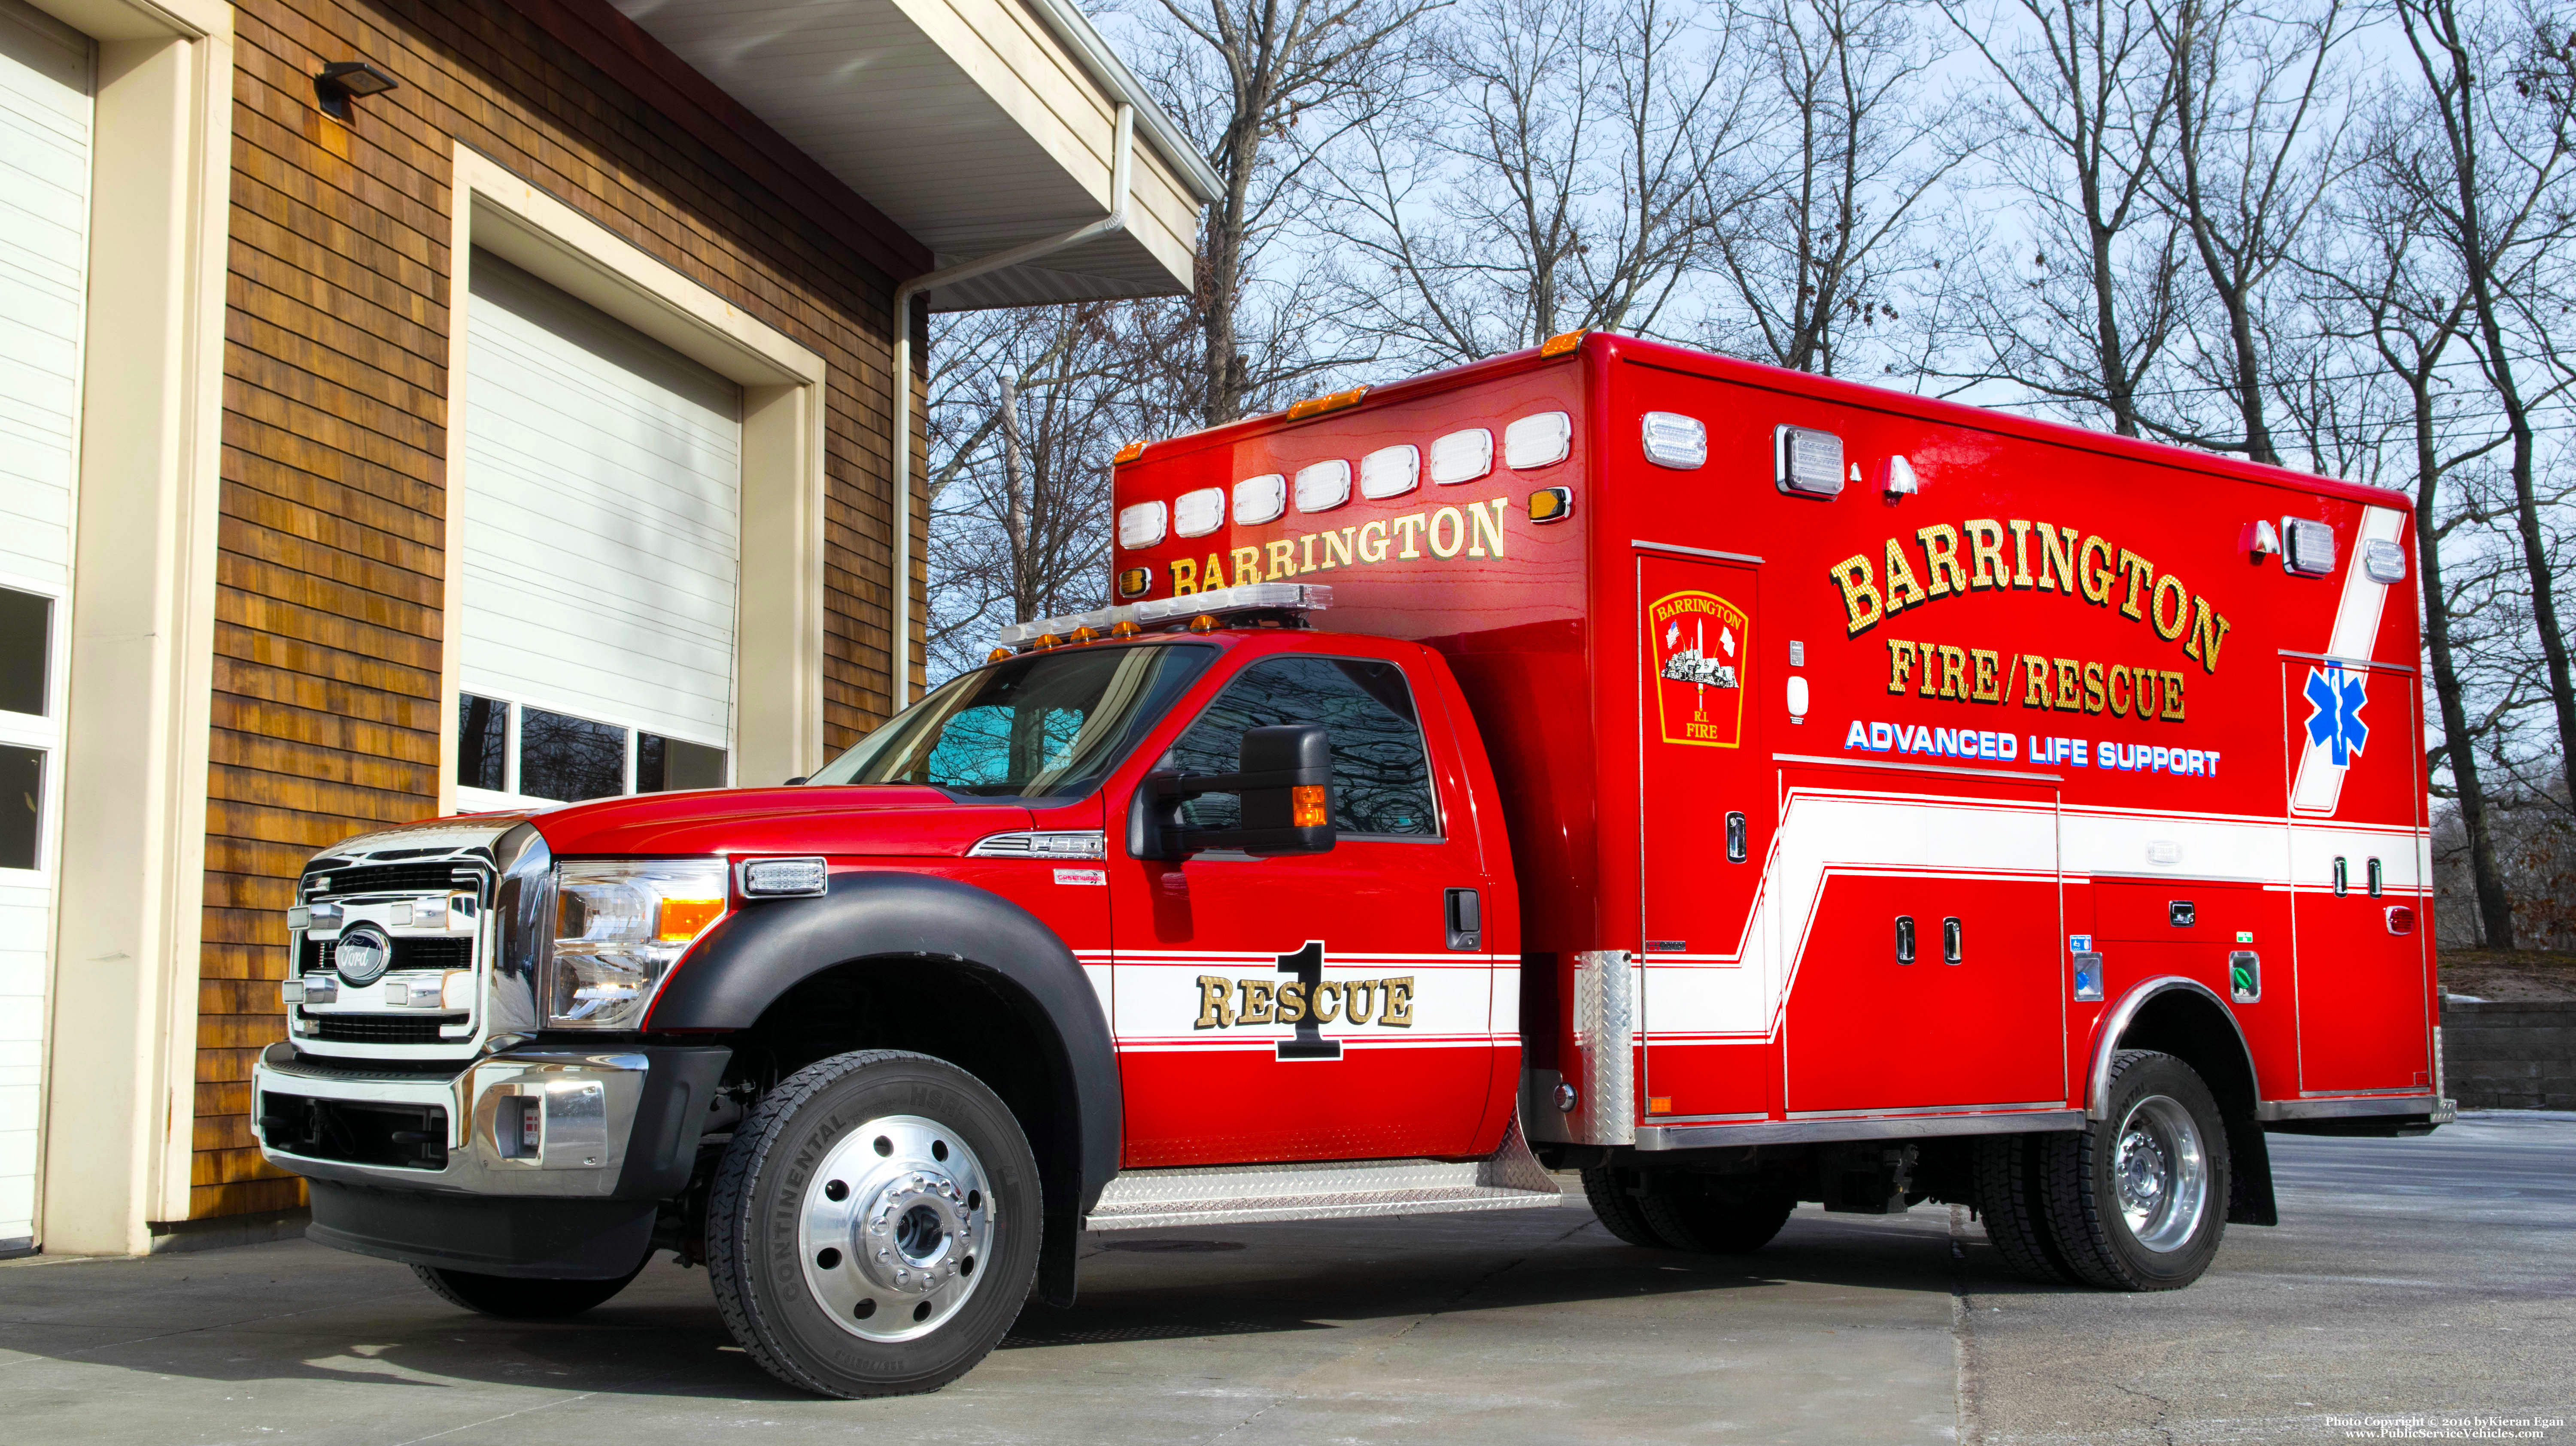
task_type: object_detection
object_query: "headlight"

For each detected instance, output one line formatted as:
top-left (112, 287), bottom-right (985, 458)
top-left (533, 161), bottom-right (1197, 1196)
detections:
top-left (543, 859), bottom-right (729, 1030)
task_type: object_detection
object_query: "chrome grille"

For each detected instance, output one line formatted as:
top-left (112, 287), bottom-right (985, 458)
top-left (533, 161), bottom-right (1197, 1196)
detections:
top-left (298, 936), bottom-right (471, 973)
top-left (302, 1011), bottom-right (468, 1045)
top-left (307, 862), bottom-right (485, 896)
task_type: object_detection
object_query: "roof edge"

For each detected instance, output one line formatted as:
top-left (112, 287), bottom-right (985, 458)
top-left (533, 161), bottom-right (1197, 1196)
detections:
top-left (1019, 0), bottom-right (1224, 203)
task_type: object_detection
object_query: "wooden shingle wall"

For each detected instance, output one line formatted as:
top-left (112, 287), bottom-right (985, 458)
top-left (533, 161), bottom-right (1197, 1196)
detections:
top-left (198, 0), bottom-right (923, 1217)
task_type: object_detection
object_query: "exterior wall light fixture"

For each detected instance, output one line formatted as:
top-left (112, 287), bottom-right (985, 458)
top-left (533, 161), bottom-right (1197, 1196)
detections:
top-left (316, 61), bottom-right (398, 121)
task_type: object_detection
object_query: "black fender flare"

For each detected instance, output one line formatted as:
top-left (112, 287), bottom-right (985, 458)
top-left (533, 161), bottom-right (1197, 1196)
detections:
top-left (647, 870), bottom-right (1119, 1298)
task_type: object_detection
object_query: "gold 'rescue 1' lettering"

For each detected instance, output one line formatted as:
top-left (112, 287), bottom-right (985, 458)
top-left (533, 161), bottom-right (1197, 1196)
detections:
top-left (1194, 975), bottom-right (1413, 1029)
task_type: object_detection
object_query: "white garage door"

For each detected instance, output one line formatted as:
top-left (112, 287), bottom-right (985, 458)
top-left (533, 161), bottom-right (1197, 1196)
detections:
top-left (456, 251), bottom-right (742, 806)
top-left (0, 0), bottom-right (88, 1255)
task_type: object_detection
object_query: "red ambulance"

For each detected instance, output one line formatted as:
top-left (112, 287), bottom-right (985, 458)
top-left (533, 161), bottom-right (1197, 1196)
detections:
top-left (253, 331), bottom-right (2443, 1399)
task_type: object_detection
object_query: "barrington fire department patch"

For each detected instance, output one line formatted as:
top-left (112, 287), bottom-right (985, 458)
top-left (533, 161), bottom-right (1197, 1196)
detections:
top-left (1648, 589), bottom-right (1749, 747)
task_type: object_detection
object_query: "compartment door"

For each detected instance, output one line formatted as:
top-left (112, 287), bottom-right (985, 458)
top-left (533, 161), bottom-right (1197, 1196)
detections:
top-left (1636, 550), bottom-right (1775, 1119)
top-left (2285, 658), bottom-right (2433, 1092)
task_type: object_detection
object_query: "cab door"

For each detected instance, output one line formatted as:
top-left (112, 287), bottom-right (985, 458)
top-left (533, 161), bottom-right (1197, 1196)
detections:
top-left (1108, 648), bottom-right (1500, 1168)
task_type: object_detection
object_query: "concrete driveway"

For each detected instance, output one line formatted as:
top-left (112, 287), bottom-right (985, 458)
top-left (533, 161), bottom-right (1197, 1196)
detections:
top-left (3, 1113), bottom-right (2569, 1446)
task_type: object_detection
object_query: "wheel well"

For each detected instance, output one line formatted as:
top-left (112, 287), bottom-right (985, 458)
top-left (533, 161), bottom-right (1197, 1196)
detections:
top-left (721, 955), bottom-right (1081, 1227)
top-left (2114, 988), bottom-right (2259, 1120)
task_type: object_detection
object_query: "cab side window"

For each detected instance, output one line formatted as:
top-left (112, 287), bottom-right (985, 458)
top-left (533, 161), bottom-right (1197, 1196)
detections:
top-left (1164, 656), bottom-right (1439, 837)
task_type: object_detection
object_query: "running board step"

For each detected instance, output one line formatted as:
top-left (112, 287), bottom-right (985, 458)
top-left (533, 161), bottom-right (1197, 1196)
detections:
top-left (1084, 1114), bottom-right (1561, 1231)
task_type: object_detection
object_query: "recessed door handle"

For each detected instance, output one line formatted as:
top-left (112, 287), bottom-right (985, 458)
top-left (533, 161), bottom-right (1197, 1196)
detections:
top-left (1725, 811), bottom-right (1747, 863)
top-left (1445, 887), bottom-right (1481, 951)
top-left (1942, 917), bottom-right (1962, 964)
top-left (1895, 915), bottom-right (1915, 965)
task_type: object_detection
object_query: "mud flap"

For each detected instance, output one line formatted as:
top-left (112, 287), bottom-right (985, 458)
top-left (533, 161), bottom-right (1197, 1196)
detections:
top-left (2225, 1115), bottom-right (2277, 1226)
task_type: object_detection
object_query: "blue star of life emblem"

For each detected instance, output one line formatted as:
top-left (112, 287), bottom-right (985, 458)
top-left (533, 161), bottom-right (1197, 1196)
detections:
top-left (2303, 662), bottom-right (2369, 767)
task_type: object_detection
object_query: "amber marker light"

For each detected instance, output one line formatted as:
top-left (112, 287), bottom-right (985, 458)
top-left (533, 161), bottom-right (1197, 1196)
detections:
top-left (1033, 633), bottom-right (1064, 650)
top-left (1527, 486), bottom-right (1574, 522)
top-left (1291, 785), bottom-right (1329, 828)
top-left (1109, 620), bottom-right (1142, 638)
top-left (1070, 625), bottom-right (1100, 644)
top-left (1112, 440), bottom-right (1146, 465)
top-left (1118, 566), bottom-right (1153, 598)
top-left (1187, 614), bottom-right (1221, 633)
top-left (1540, 330), bottom-right (1586, 357)
top-left (656, 896), bottom-right (726, 943)
top-left (1286, 386), bottom-right (1368, 421)
top-left (987, 646), bottom-right (1013, 662)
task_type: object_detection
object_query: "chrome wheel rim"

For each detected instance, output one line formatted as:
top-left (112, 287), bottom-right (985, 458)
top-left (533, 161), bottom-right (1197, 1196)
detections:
top-left (2111, 1093), bottom-right (2208, 1253)
top-left (796, 1113), bottom-right (995, 1342)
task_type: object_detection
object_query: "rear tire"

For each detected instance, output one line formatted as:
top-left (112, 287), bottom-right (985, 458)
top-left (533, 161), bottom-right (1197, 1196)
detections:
top-left (412, 1263), bottom-right (642, 1319)
top-left (706, 1049), bottom-right (1040, 1398)
top-left (1636, 1180), bottom-right (1795, 1254)
top-left (1579, 1166), bottom-right (1667, 1248)
top-left (1971, 1133), bottom-right (2076, 1284)
top-left (2036, 1049), bottom-right (2230, 1291)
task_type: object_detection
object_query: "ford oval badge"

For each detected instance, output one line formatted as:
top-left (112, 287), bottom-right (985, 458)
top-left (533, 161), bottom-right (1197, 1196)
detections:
top-left (334, 923), bottom-right (392, 985)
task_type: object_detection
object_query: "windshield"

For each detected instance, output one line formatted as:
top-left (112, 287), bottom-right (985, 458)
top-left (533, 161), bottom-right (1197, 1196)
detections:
top-left (806, 643), bottom-right (1216, 799)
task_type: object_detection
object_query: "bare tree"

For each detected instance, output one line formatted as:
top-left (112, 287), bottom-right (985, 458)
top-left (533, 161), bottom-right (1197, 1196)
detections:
top-left (2398, 0), bottom-right (2576, 816)
top-left (1139, 0), bottom-right (1437, 424)
top-left (2304, 106), bottom-right (2519, 943)
top-left (923, 302), bottom-right (1200, 677)
top-left (1948, 0), bottom-right (2181, 433)
top-left (1713, 0), bottom-right (1963, 378)
top-left (2147, 0), bottom-right (2358, 464)
top-left (1309, 0), bottom-right (1756, 365)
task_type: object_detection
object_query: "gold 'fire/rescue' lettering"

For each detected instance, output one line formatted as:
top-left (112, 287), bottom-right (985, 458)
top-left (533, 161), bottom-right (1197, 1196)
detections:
top-left (1194, 975), bottom-right (1414, 1029)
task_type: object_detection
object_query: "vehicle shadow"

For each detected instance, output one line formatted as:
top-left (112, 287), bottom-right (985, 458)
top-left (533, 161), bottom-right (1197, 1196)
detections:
top-left (0, 1208), bottom-right (2084, 1402)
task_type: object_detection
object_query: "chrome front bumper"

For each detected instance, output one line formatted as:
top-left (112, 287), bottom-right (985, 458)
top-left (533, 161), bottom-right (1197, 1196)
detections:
top-left (252, 1040), bottom-right (729, 1199)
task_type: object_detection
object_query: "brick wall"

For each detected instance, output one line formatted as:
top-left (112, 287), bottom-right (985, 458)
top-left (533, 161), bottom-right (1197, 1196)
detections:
top-left (197, 0), bottom-right (927, 1217)
top-left (2441, 1000), bottom-right (2576, 1112)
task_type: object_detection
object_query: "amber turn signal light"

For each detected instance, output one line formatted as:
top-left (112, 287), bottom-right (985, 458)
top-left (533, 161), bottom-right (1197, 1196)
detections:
top-left (655, 897), bottom-right (725, 943)
top-left (1540, 330), bottom-right (1585, 357)
top-left (1528, 486), bottom-right (1573, 522)
top-left (1291, 785), bottom-right (1328, 828)
top-left (1286, 385), bottom-right (1368, 420)
top-left (1118, 566), bottom-right (1152, 598)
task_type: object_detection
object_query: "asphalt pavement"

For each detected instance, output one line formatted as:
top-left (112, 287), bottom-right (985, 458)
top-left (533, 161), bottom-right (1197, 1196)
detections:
top-left (3, 1113), bottom-right (2569, 1445)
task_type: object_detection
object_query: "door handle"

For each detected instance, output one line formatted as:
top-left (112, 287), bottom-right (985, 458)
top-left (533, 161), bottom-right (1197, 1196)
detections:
top-left (1445, 888), bottom-right (1482, 951)
top-left (1942, 916), bottom-right (1963, 965)
top-left (1725, 811), bottom-right (1747, 863)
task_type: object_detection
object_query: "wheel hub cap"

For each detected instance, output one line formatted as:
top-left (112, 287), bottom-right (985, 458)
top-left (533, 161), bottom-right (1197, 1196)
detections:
top-left (797, 1114), bottom-right (995, 1342)
top-left (2111, 1093), bottom-right (2209, 1254)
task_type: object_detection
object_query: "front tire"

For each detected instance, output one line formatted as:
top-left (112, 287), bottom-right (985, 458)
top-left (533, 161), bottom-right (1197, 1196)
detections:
top-left (2037, 1049), bottom-right (2230, 1291)
top-left (412, 1263), bottom-right (641, 1319)
top-left (706, 1049), bottom-right (1040, 1397)
top-left (1635, 1178), bottom-right (1795, 1254)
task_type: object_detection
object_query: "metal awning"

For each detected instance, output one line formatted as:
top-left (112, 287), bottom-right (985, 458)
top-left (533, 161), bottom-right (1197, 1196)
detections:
top-left (610, 0), bottom-right (1215, 310)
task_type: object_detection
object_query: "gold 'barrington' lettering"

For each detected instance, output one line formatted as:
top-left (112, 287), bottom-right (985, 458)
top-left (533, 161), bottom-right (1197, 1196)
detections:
top-left (1194, 975), bottom-right (1415, 1029)
top-left (1161, 497), bottom-right (1516, 596)
top-left (1828, 517), bottom-right (2230, 676)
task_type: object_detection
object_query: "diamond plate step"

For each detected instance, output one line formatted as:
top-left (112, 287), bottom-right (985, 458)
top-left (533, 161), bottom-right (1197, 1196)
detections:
top-left (1084, 1112), bottom-right (1561, 1231)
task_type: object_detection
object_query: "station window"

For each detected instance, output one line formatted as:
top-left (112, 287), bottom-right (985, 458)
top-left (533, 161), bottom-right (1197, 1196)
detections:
top-left (457, 692), bottom-right (728, 803)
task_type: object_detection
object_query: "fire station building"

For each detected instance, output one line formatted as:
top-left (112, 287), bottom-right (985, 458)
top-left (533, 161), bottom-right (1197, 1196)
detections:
top-left (0, 0), bottom-right (1209, 1255)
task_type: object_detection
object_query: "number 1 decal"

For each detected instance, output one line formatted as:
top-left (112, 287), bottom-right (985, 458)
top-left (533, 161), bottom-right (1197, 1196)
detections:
top-left (1274, 940), bottom-right (1340, 1060)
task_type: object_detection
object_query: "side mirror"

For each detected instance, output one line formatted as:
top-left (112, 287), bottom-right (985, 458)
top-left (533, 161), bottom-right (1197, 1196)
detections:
top-left (1127, 723), bottom-right (1337, 860)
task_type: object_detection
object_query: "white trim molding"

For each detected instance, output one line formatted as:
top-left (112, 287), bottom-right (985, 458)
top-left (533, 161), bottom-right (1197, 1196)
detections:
top-left (440, 146), bottom-right (831, 811)
top-left (32, 0), bottom-right (233, 1254)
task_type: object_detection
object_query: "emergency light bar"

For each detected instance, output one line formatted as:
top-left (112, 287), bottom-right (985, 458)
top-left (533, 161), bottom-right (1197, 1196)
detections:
top-left (993, 583), bottom-right (1334, 652)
